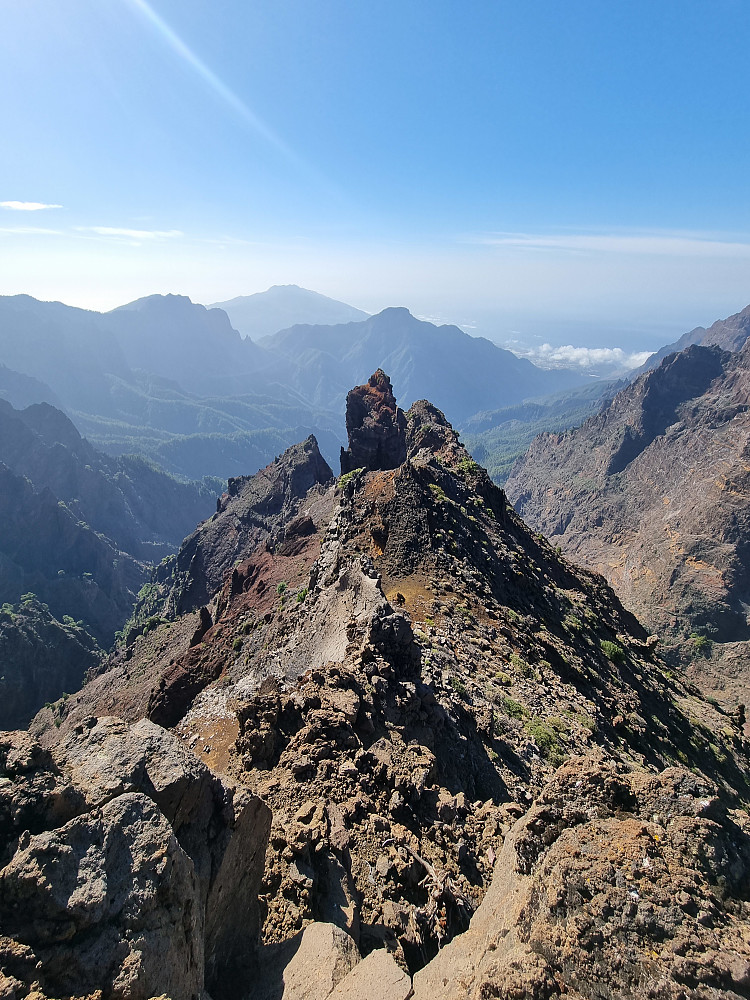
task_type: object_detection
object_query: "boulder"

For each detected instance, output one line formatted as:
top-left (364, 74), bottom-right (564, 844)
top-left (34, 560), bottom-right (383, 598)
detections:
top-left (0, 719), bottom-right (271, 1000)
top-left (412, 756), bottom-right (750, 1000)
top-left (280, 923), bottom-right (360, 1000)
top-left (330, 949), bottom-right (411, 1000)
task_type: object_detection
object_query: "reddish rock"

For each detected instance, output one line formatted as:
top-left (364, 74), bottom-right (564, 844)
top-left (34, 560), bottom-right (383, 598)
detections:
top-left (340, 371), bottom-right (407, 474)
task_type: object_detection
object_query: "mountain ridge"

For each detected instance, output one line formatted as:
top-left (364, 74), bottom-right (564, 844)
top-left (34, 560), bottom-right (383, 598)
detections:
top-left (506, 340), bottom-right (750, 707)
top-left (210, 284), bottom-right (370, 340)
top-left (23, 370), bottom-right (750, 1000)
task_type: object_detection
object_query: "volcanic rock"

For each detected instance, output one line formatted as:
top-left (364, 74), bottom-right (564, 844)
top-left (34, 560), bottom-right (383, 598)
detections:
top-left (340, 370), bottom-right (406, 474)
top-left (0, 718), bottom-right (270, 1000)
top-left (506, 341), bottom-right (750, 707)
top-left (163, 434), bottom-right (334, 616)
top-left (413, 755), bottom-right (750, 1000)
top-left (30, 371), bottom-right (750, 999)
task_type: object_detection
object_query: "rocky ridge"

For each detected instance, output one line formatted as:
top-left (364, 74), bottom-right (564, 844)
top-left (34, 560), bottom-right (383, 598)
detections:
top-left (19, 372), bottom-right (750, 999)
top-left (506, 341), bottom-right (750, 708)
top-left (637, 302), bottom-right (750, 374)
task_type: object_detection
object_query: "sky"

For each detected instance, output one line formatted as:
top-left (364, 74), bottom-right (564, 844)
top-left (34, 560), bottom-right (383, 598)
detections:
top-left (1, 0), bottom-right (750, 357)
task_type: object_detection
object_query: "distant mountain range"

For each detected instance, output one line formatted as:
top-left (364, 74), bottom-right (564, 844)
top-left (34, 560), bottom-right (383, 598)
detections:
top-left (258, 306), bottom-right (590, 420)
top-left (4, 283), bottom-right (748, 502)
top-left (211, 284), bottom-right (369, 339)
top-left (0, 289), bottom-right (596, 481)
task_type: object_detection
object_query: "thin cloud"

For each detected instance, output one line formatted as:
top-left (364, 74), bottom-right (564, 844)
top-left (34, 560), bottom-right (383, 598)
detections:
top-left (0, 201), bottom-right (62, 211)
top-left (469, 230), bottom-right (750, 258)
top-left (0, 226), bottom-right (65, 235)
top-left (78, 226), bottom-right (184, 240)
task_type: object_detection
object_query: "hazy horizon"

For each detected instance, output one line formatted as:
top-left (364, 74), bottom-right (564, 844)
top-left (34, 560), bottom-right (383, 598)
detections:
top-left (2, 1), bottom-right (749, 359)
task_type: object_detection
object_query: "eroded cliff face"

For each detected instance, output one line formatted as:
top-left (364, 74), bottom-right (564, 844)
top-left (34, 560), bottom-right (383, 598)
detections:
top-left (19, 372), bottom-right (750, 1000)
top-left (505, 342), bottom-right (750, 709)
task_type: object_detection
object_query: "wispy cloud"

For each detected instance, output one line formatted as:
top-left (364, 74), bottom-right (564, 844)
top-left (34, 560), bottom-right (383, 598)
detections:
top-left (0, 226), bottom-right (65, 235)
top-left (0, 201), bottom-right (62, 212)
top-left (468, 230), bottom-right (750, 258)
top-left (505, 341), bottom-right (652, 372)
top-left (77, 226), bottom-right (184, 241)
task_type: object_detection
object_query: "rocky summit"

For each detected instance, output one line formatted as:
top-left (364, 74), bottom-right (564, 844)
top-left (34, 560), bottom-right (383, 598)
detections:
top-left (340, 368), bottom-right (407, 474)
top-left (4, 372), bottom-right (750, 1000)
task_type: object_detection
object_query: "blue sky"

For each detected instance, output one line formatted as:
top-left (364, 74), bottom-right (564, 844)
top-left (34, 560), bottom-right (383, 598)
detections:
top-left (1, 0), bottom-right (749, 354)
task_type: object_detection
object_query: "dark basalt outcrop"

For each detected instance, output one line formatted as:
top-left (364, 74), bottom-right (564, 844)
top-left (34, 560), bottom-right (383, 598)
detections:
top-left (26, 372), bottom-right (750, 1000)
top-left (340, 369), bottom-right (407, 474)
top-left (506, 341), bottom-right (750, 708)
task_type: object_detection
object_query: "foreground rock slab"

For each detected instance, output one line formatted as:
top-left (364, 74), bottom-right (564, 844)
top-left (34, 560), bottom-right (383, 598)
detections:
top-left (413, 755), bottom-right (750, 1000)
top-left (0, 718), bottom-right (271, 1000)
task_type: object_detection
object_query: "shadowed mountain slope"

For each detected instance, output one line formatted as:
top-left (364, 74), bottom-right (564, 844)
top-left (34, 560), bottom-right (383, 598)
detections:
top-left (507, 341), bottom-right (750, 707)
top-left (0, 398), bottom-right (220, 728)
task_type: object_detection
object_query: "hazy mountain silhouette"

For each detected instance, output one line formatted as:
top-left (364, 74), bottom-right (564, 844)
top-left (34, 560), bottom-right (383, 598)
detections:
top-left (260, 306), bottom-right (590, 421)
top-left (211, 284), bottom-right (369, 340)
top-left (635, 302), bottom-right (750, 374)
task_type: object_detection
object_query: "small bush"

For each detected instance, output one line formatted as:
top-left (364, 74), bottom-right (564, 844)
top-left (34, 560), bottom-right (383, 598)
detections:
top-left (600, 639), bottom-right (625, 663)
top-left (338, 467), bottom-right (364, 489)
top-left (232, 637), bottom-right (243, 652)
top-left (564, 614), bottom-right (584, 633)
top-left (524, 718), bottom-right (566, 762)
top-left (499, 695), bottom-right (527, 720)
top-left (296, 587), bottom-right (308, 603)
top-left (450, 675), bottom-right (468, 699)
top-left (690, 633), bottom-right (711, 657)
top-left (429, 483), bottom-right (449, 504)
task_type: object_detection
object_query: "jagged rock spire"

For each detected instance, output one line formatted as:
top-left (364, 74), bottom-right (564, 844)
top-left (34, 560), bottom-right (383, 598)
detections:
top-left (340, 369), bottom-right (407, 474)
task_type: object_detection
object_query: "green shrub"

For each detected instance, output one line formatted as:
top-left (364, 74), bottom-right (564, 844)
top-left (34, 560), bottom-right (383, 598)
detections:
top-left (499, 695), bottom-right (527, 720)
top-left (338, 467), bottom-right (364, 489)
top-left (600, 639), bottom-right (625, 663)
top-left (525, 718), bottom-right (566, 762)
top-left (450, 675), bottom-right (468, 699)
top-left (690, 633), bottom-right (711, 656)
top-left (429, 483), bottom-right (449, 504)
top-left (564, 614), bottom-right (584, 633)
top-left (232, 637), bottom-right (243, 652)
top-left (510, 652), bottom-right (535, 678)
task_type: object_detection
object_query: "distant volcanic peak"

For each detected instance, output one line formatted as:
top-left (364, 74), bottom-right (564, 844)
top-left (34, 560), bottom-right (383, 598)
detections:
top-left (340, 369), bottom-right (407, 474)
